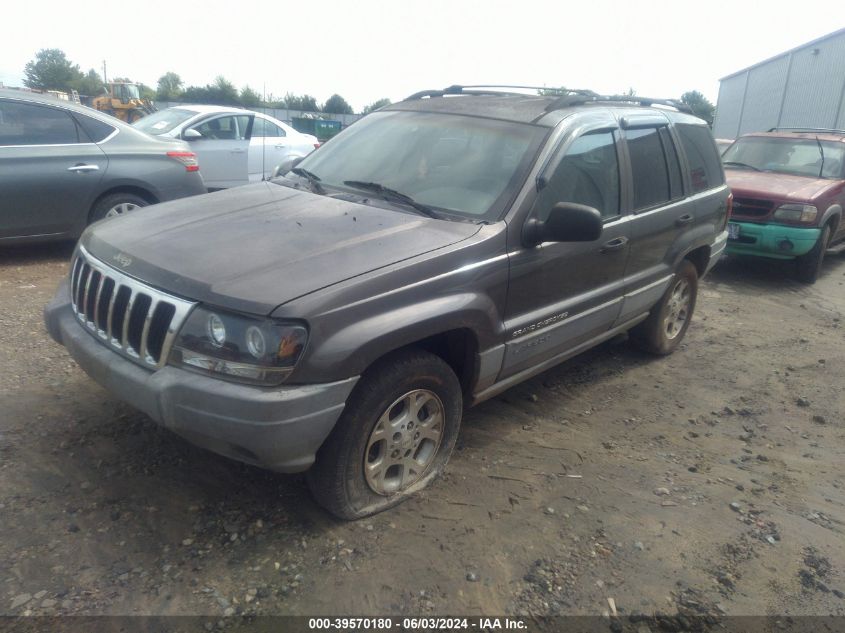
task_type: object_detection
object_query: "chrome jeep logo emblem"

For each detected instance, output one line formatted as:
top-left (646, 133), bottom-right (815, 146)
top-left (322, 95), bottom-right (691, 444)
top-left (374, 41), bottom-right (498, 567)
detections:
top-left (113, 253), bottom-right (132, 268)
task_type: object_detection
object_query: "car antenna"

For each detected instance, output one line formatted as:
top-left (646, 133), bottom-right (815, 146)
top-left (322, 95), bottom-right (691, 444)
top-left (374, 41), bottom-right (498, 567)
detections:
top-left (815, 135), bottom-right (825, 178)
top-left (262, 83), bottom-right (267, 181)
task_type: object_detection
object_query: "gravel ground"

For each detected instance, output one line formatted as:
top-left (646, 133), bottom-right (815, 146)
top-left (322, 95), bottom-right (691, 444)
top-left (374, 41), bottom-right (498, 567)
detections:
top-left (1, 242), bottom-right (845, 624)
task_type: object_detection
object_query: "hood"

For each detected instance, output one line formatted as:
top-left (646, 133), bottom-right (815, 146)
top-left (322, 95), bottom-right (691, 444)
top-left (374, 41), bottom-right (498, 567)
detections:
top-left (82, 183), bottom-right (481, 315)
top-left (725, 169), bottom-right (836, 202)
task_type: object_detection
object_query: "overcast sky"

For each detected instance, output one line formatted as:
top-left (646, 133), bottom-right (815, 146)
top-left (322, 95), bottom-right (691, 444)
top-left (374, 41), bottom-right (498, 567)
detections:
top-left (1, 0), bottom-right (842, 111)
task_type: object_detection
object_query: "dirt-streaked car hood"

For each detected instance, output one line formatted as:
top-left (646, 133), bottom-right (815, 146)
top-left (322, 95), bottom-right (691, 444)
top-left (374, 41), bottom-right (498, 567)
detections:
top-left (725, 169), bottom-right (839, 202)
top-left (81, 183), bottom-right (481, 315)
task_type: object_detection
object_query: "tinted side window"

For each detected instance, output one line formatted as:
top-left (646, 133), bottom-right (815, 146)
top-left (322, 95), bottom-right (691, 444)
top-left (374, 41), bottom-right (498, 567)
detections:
top-left (659, 127), bottom-right (683, 200)
top-left (676, 124), bottom-right (724, 193)
top-left (626, 127), bottom-right (671, 211)
top-left (538, 130), bottom-right (620, 220)
top-left (74, 113), bottom-right (116, 143)
top-left (251, 119), bottom-right (283, 138)
top-left (0, 100), bottom-right (80, 146)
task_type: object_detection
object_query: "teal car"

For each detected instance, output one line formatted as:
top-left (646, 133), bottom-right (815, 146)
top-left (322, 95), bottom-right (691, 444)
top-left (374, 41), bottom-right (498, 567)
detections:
top-left (723, 129), bottom-right (845, 283)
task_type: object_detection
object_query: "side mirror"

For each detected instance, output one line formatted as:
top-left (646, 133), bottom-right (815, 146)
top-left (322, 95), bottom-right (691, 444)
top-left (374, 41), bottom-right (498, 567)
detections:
top-left (272, 156), bottom-right (304, 178)
top-left (183, 128), bottom-right (202, 140)
top-left (524, 202), bottom-right (603, 246)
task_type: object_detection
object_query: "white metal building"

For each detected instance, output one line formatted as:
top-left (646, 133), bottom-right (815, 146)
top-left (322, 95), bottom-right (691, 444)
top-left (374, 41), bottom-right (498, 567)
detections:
top-left (713, 28), bottom-right (845, 140)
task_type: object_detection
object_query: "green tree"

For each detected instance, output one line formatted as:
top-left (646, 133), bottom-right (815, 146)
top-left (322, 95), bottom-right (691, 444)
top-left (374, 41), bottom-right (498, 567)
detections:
top-left (283, 93), bottom-right (319, 112)
top-left (322, 93), bottom-right (353, 114)
top-left (138, 83), bottom-right (156, 100)
top-left (73, 69), bottom-right (104, 97)
top-left (239, 86), bottom-right (262, 107)
top-left (23, 48), bottom-right (83, 92)
top-left (680, 90), bottom-right (715, 125)
top-left (183, 76), bottom-right (240, 106)
top-left (156, 72), bottom-right (183, 101)
top-left (362, 97), bottom-right (391, 114)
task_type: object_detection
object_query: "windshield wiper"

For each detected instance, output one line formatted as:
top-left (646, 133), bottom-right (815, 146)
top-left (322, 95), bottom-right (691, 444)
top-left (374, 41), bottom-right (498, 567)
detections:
top-left (723, 161), bottom-right (761, 172)
top-left (291, 167), bottom-right (324, 194)
top-left (343, 180), bottom-right (442, 219)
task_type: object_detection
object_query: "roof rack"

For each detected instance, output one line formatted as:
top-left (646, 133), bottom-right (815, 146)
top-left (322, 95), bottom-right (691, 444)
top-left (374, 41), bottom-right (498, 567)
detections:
top-left (404, 85), bottom-right (692, 114)
top-left (405, 84), bottom-right (598, 100)
top-left (767, 127), bottom-right (845, 134)
top-left (545, 94), bottom-right (692, 114)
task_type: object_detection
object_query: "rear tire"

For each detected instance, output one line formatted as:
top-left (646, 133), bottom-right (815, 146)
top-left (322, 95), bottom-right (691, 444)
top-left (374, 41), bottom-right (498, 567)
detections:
top-left (794, 224), bottom-right (830, 284)
top-left (631, 260), bottom-right (698, 355)
top-left (89, 193), bottom-right (148, 223)
top-left (307, 349), bottom-right (462, 520)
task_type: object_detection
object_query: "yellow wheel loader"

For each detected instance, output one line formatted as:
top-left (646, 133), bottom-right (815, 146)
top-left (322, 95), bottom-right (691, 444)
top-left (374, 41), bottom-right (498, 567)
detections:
top-left (89, 82), bottom-right (156, 123)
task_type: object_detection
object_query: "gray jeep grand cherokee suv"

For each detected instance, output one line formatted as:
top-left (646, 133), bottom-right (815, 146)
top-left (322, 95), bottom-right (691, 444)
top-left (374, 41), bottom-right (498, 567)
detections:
top-left (45, 86), bottom-right (729, 519)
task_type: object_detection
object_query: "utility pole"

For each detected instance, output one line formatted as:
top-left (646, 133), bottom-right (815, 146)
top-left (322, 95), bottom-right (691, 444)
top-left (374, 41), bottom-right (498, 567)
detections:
top-left (102, 60), bottom-right (107, 83)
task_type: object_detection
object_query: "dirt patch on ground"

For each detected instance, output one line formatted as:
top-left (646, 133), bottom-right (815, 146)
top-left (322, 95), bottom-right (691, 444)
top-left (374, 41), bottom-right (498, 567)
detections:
top-left (2, 244), bottom-right (845, 620)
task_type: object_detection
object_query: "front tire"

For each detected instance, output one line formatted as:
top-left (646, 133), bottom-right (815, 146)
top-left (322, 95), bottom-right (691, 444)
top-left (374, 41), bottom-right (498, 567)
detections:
top-left (795, 224), bottom-right (830, 284)
top-left (631, 260), bottom-right (699, 355)
top-left (307, 349), bottom-right (463, 520)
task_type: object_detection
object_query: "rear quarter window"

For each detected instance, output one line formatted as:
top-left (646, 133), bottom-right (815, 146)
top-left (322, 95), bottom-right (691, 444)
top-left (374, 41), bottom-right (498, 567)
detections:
top-left (74, 113), bottom-right (116, 143)
top-left (676, 124), bottom-right (724, 193)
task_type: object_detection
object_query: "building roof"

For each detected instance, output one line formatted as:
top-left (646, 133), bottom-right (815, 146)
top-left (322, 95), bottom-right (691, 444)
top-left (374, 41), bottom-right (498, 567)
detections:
top-left (720, 27), bottom-right (845, 81)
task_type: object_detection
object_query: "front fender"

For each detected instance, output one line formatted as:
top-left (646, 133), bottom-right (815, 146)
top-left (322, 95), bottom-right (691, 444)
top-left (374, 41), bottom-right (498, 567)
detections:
top-left (292, 293), bottom-right (502, 383)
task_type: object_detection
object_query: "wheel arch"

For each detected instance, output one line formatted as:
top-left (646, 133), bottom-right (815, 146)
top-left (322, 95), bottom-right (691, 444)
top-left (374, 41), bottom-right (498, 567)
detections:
top-left (822, 204), bottom-right (841, 235)
top-left (682, 244), bottom-right (711, 277)
top-left (87, 186), bottom-right (159, 223)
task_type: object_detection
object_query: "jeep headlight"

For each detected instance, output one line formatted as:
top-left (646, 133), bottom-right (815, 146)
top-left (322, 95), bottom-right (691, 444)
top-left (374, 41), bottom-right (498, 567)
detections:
top-left (169, 306), bottom-right (307, 385)
top-left (773, 203), bottom-right (817, 223)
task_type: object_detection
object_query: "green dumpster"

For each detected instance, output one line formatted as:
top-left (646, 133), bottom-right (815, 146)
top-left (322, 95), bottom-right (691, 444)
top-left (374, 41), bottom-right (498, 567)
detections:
top-left (291, 118), bottom-right (342, 142)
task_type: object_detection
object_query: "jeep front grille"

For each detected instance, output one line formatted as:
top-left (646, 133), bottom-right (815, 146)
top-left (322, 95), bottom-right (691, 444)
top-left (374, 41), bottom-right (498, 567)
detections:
top-left (69, 246), bottom-right (196, 370)
top-left (731, 197), bottom-right (774, 218)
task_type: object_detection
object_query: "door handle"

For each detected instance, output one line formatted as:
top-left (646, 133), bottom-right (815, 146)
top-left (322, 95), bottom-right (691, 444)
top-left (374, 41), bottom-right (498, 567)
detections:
top-left (67, 164), bottom-right (99, 173)
top-left (230, 149), bottom-right (246, 154)
top-left (601, 236), bottom-right (628, 252)
top-left (274, 144), bottom-right (285, 149)
top-left (676, 214), bottom-right (694, 226)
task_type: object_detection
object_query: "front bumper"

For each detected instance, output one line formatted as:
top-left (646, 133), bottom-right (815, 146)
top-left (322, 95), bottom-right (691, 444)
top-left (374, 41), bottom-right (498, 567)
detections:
top-left (726, 221), bottom-right (821, 259)
top-left (44, 280), bottom-right (358, 473)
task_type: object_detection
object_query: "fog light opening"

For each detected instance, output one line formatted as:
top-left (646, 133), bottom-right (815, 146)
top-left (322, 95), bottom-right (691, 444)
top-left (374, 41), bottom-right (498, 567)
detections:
top-left (778, 239), bottom-right (794, 251)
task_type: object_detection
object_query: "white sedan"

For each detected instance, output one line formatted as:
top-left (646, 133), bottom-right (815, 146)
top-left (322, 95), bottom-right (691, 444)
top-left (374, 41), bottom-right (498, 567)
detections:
top-left (133, 105), bottom-right (319, 189)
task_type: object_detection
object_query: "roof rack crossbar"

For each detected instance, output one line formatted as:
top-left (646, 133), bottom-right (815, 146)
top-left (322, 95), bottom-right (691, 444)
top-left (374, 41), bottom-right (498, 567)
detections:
top-left (767, 127), bottom-right (845, 134)
top-left (545, 94), bottom-right (692, 114)
top-left (405, 84), bottom-right (598, 101)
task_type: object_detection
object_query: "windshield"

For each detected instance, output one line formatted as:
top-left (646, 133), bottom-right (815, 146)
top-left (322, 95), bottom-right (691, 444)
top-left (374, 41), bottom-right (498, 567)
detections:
top-left (121, 84), bottom-right (140, 100)
top-left (292, 110), bottom-right (547, 221)
top-left (723, 136), bottom-right (845, 179)
top-left (133, 108), bottom-right (198, 135)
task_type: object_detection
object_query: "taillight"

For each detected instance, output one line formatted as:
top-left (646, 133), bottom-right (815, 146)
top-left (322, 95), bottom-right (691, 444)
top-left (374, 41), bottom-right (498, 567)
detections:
top-left (313, 143), bottom-right (321, 150)
top-left (167, 151), bottom-right (199, 172)
top-left (723, 192), bottom-right (733, 229)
